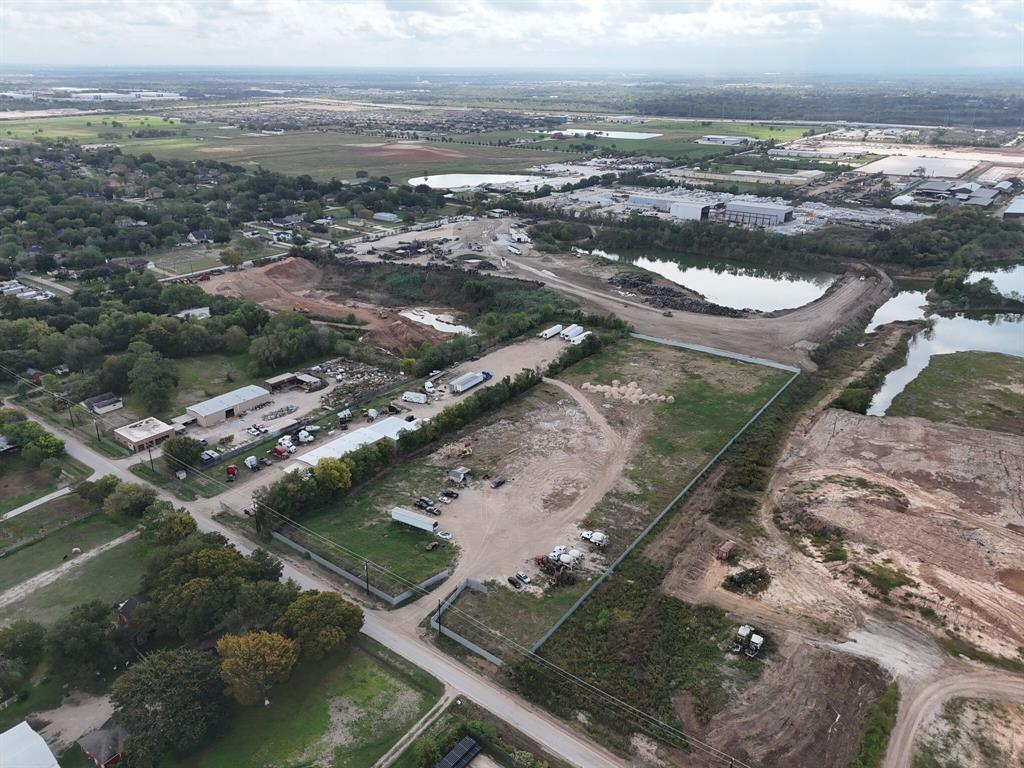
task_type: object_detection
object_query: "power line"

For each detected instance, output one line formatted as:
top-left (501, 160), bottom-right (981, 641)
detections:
top-left (0, 361), bottom-right (756, 767)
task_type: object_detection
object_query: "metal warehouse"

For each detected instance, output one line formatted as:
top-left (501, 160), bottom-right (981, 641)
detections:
top-left (295, 416), bottom-right (421, 468)
top-left (185, 384), bottom-right (271, 427)
top-left (723, 200), bottom-right (794, 226)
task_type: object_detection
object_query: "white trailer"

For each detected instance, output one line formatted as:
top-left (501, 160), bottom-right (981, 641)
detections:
top-left (402, 391), bottom-right (428, 405)
top-left (538, 324), bottom-right (563, 339)
top-left (507, 245), bottom-right (522, 256)
top-left (390, 506), bottom-right (439, 532)
top-left (570, 331), bottom-right (592, 346)
top-left (450, 371), bottom-right (490, 394)
top-left (559, 324), bottom-right (584, 340)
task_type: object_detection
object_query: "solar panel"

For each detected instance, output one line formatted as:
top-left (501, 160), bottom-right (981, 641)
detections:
top-left (435, 736), bottom-right (481, 768)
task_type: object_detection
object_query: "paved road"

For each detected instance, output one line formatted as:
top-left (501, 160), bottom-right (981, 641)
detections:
top-left (18, 410), bottom-right (629, 768)
top-left (17, 271), bottom-right (74, 295)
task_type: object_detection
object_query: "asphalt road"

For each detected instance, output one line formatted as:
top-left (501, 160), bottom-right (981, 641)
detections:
top-left (19, 408), bottom-right (628, 768)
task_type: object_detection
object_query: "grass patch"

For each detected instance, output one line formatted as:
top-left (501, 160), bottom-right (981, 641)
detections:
top-left (0, 513), bottom-right (131, 594)
top-left (938, 632), bottom-right (1024, 674)
top-left (0, 453), bottom-right (92, 515)
top-left (850, 682), bottom-right (900, 768)
top-left (888, 351), bottom-right (1024, 434)
top-left (176, 636), bottom-right (441, 768)
top-left (1, 493), bottom-right (96, 555)
top-left (0, 535), bottom-right (147, 625)
top-left (851, 565), bottom-right (917, 596)
top-left (0, 671), bottom-right (65, 733)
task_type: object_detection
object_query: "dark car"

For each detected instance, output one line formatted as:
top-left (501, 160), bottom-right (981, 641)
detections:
top-left (507, 576), bottom-right (522, 589)
top-left (490, 478), bottom-right (506, 489)
top-left (441, 490), bottom-right (459, 499)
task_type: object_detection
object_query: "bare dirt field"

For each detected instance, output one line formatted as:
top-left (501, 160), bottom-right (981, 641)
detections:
top-left (773, 409), bottom-right (1024, 659)
top-left (200, 258), bottom-right (449, 354)
top-left (911, 695), bottom-right (1024, 768)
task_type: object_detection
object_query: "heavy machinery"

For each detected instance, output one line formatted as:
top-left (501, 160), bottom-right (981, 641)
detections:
top-left (730, 624), bottom-right (766, 657)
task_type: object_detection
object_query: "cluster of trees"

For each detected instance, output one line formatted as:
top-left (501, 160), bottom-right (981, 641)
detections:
top-left (866, 208), bottom-right (1024, 269)
top-left (0, 408), bottom-right (65, 469)
top-left (929, 270), bottom-right (1024, 311)
top-left (249, 312), bottom-right (338, 371)
top-left (0, 494), bottom-right (366, 767)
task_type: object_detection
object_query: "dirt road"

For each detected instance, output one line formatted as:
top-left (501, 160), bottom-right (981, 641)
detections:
top-left (505, 252), bottom-right (892, 371)
top-left (884, 671), bottom-right (1024, 768)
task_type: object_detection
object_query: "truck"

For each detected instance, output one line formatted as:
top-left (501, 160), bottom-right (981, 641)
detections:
top-left (746, 632), bottom-right (765, 658)
top-left (244, 456), bottom-right (260, 471)
top-left (559, 324), bottom-right (584, 341)
top-left (450, 371), bottom-right (492, 394)
top-left (297, 430), bottom-right (315, 444)
top-left (390, 506), bottom-right (439, 533)
top-left (569, 331), bottom-right (592, 346)
top-left (402, 391), bottom-right (428, 405)
top-left (538, 324), bottom-right (563, 339)
top-left (507, 245), bottom-right (522, 256)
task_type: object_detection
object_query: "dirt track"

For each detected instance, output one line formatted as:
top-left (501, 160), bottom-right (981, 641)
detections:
top-left (505, 252), bottom-right (892, 370)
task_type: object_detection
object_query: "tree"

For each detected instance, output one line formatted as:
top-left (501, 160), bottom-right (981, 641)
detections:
top-left (223, 325), bottom-right (249, 353)
top-left (77, 474), bottom-right (121, 506)
top-left (46, 601), bottom-right (129, 684)
top-left (141, 506), bottom-right (197, 547)
top-left (224, 580), bottom-right (300, 633)
top-left (274, 591), bottom-right (363, 659)
top-left (111, 648), bottom-right (225, 768)
top-left (161, 435), bottom-right (204, 474)
top-left (129, 351), bottom-right (177, 412)
top-left (217, 631), bottom-right (298, 705)
top-left (220, 248), bottom-right (244, 270)
top-left (0, 620), bottom-right (45, 666)
top-left (102, 482), bottom-right (157, 519)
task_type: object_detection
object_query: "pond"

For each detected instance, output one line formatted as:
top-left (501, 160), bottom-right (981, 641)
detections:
top-left (405, 173), bottom-right (548, 189)
top-left (966, 264), bottom-right (1024, 297)
top-left (593, 250), bottom-right (836, 312)
top-left (543, 129), bottom-right (662, 140)
top-left (867, 313), bottom-right (1024, 415)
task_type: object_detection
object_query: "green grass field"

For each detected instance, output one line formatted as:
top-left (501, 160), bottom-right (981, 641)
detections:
top-left (0, 531), bottom-right (146, 625)
top-left (0, 452), bottom-right (92, 515)
top-left (177, 637), bottom-right (442, 768)
top-left (888, 351), bottom-right (1024, 434)
top-left (0, 492), bottom-right (94, 552)
top-left (0, 507), bottom-right (131, 594)
top-left (0, 113), bottom-right (579, 182)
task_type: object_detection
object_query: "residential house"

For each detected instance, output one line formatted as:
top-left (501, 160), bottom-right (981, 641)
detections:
top-left (187, 229), bottom-right (214, 244)
top-left (78, 720), bottom-right (128, 768)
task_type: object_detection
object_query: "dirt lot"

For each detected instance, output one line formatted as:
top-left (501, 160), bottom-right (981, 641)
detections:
top-left (912, 696), bottom-right (1024, 768)
top-left (772, 409), bottom-right (1024, 658)
top-left (200, 258), bottom-right (449, 354)
top-left (423, 377), bottom-right (627, 586)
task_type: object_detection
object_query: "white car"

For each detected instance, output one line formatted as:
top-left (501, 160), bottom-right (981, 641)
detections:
top-left (515, 570), bottom-right (531, 584)
top-left (579, 530), bottom-right (593, 541)
top-left (437, 531), bottom-right (453, 541)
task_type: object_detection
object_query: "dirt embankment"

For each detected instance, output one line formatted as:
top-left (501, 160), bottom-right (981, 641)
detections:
top-left (200, 258), bottom-right (449, 354)
top-left (507, 252), bottom-right (892, 370)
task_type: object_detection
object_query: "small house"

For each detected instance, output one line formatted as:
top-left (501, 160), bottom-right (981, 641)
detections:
top-left (116, 595), bottom-right (151, 625)
top-left (187, 229), bottom-right (214, 244)
top-left (78, 719), bottom-right (128, 768)
top-left (717, 540), bottom-right (737, 561)
top-left (447, 466), bottom-right (471, 485)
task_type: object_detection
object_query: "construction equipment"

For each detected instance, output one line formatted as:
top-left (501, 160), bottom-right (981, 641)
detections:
top-left (731, 624), bottom-right (754, 653)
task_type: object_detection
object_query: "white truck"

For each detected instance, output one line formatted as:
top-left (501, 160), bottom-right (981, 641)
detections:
top-left (402, 391), bottom-right (428, 405)
top-left (570, 331), bottom-right (593, 346)
top-left (390, 506), bottom-right (439, 533)
top-left (507, 245), bottom-right (522, 256)
top-left (538, 324), bottom-right (563, 339)
top-left (559, 324), bottom-right (584, 341)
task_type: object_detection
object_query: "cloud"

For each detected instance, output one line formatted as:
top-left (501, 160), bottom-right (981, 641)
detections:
top-left (1, 0), bottom-right (1021, 71)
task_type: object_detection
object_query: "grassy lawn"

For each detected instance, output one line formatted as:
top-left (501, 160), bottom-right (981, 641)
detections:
top-left (297, 460), bottom-right (458, 592)
top-left (177, 637), bottom-right (442, 768)
top-left (888, 351), bottom-right (1024, 434)
top-left (0, 535), bottom-right (147, 625)
top-left (0, 511), bottom-right (131, 594)
top-left (0, 452), bottom-right (92, 515)
top-left (0, 673), bottom-right (65, 733)
top-left (1, 493), bottom-right (94, 553)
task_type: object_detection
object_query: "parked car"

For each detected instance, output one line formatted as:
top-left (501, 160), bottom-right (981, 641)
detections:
top-left (440, 490), bottom-right (459, 499)
top-left (515, 570), bottom-right (531, 584)
top-left (506, 576), bottom-right (522, 589)
top-left (437, 496), bottom-right (452, 504)
top-left (490, 477), bottom-right (506, 489)
top-left (437, 531), bottom-right (453, 541)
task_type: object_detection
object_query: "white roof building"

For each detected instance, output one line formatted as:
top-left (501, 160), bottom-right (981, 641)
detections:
top-left (0, 722), bottom-right (59, 768)
top-left (295, 416), bottom-right (420, 468)
top-left (186, 385), bottom-right (271, 426)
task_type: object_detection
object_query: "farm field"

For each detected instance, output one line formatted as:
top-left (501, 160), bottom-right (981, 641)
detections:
top-left (888, 351), bottom-right (1024, 434)
top-left (440, 338), bottom-right (792, 651)
top-left (0, 535), bottom-right (148, 626)
top-left (177, 637), bottom-right (442, 768)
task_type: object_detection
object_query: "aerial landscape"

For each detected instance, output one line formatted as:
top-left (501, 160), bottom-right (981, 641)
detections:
top-left (0, 2), bottom-right (1022, 767)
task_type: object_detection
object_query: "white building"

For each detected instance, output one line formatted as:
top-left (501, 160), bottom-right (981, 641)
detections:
top-left (185, 385), bottom-right (272, 427)
top-left (295, 416), bottom-right (420, 468)
top-left (0, 722), bottom-right (59, 768)
top-left (723, 200), bottom-right (794, 226)
top-left (113, 417), bottom-right (177, 453)
top-left (700, 135), bottom-right (756, 145)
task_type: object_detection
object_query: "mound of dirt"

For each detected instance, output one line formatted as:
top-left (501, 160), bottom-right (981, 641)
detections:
top-left (581, 379), bottom-right (673, 404)
top-left (670, 646), bottom-right (889, 768)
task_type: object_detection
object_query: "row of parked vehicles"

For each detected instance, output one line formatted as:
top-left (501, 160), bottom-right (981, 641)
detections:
top-left (413, 489), bottom-right (459, 516)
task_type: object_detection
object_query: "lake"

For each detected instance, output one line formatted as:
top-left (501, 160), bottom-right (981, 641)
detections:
top-left (544, 129), bottom-right (662, 140)
top-left (966, 264), bottom-right (1024, 297)
top-left (594, 250), bottom-right (836, 312)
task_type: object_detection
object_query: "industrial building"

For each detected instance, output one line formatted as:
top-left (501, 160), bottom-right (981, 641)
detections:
top-left (1004, 195), bottom-right (1024, 220)
top-left (700, 134), bottom-right (755, 145)
top-left (723, 199), bottom-right (794, 226)
top-left (263, 372), bottom-right (323, 392)
top-left (113, 417), bottom-right (177, 453)
top-left (185, 384), bottom-right (271, 427)
top-left (294, 416), bottom-right (420, 468)
top-left (626, 193), bottom-right (709, 221)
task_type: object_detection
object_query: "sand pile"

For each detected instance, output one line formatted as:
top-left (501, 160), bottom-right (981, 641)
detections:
top-left (582, 380), bottom-right (673, 405)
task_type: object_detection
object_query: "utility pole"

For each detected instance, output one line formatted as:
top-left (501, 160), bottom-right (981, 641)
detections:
top-left (364, 561), bottom-right (369, 595)
top-left (66, 401), bottom-right (76, 427)
top-left (147, 445), bottom-right (155, 471)
top-left (93, 416), bottom-right (101, 441)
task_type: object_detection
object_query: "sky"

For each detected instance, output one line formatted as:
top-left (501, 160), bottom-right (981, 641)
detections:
top-left (2, 0), bottom-right (1023, 74)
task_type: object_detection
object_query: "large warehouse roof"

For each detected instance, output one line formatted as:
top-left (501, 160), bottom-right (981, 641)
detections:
top-left (725, 199), bottom-right (793, 216)
top-left (296, 416), bottom-right (420, 468)
top-left (0, 722), bottom-right (58, 768)
top-left (1002, 194), bottom-right (1024, 216)
top-left (187, 385), bottom-right (270, 418)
